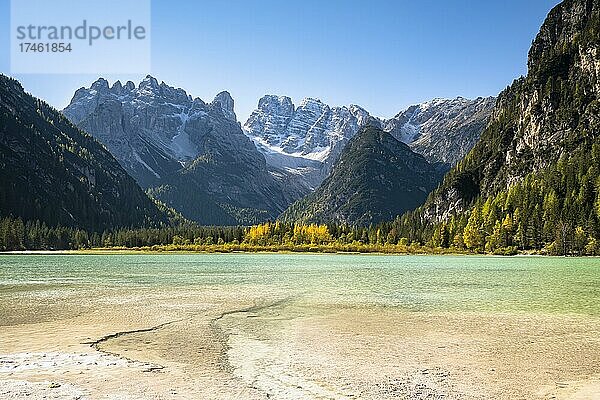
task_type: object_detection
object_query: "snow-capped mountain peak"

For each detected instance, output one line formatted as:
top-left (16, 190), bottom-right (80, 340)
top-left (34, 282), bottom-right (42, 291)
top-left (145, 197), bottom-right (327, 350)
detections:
top-left (244, 95), bottom-right (496, 188)
top-left (244, 95), bottom-right (371, 162)
top-left (383, 96), bottom-right (496, 166)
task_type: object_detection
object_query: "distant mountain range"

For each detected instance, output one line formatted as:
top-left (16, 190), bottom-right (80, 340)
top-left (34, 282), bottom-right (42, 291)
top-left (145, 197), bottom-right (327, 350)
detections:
top-left (244, 94), bottom-right (495, 189)
top-left (62, 78), bottom-right (494, 226)
top-left (63, 77), bottom-right (297, 225)
top-left (0, 75), bottom-right (166, 232)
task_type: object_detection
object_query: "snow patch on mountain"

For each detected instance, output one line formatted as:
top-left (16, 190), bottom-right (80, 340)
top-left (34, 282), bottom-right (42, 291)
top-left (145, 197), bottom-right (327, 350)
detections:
top-left (243, 95), bottom-right (375, 187)
top-left (383, 96), bottom-right (496, 166)
top-left (244, 94), bottom-right (495, 188)
top-left (170, 111), bottom-right (198, 160)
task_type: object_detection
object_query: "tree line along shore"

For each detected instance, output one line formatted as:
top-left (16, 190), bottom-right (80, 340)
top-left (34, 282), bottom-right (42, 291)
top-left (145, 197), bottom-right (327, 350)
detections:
top-left (1, 217), bottom-right (598, 256)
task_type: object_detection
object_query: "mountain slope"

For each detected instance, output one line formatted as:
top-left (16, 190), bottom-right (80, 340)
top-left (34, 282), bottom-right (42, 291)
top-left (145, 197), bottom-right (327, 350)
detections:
top-left (280, 125), bottom-right (442, 226)
top-left (244, 96), bottom-right (372, 188)
top-left (147, 107), bottom-right (291, 225)
top-left (64, 77), bottom-right (295, 225)
top-left (63, 76), bottom-right (229, 188)
top-left (244, 95), bottom-right (495, 189)
top-left (383, 96), bottom-right (496, 167)
top-left (394, 0), bottom-right (600, 253)
top-left (0, 75), bottom-right (166, 231)
top-left (68, 93), bottom-right (183, 188)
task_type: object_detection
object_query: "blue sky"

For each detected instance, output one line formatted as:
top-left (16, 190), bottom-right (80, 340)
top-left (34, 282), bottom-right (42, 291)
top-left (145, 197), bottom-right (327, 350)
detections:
top-left (0, 0), bottom-right (561, 121)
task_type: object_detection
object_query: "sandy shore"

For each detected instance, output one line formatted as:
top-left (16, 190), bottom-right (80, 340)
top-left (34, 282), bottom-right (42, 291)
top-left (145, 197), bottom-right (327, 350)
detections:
top-left (0, 284), bottom-right (270, 399)
top-left (219, 302), bottom-right (600, 399)
top-left (2, 291), bottom-right (599, 399)
top-left (1, 254), bottom-right (599, 399)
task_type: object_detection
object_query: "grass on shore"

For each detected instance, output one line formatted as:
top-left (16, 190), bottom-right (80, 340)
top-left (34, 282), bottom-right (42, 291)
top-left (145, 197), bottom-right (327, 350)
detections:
top-left (66, 243), bottom-right (526, 256)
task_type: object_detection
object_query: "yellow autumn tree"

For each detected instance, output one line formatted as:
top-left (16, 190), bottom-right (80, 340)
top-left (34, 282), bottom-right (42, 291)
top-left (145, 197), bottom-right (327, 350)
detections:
top-left (292, 224), bottom-right (332, 245)
top-left (245, 222), bottom-right (273, 245)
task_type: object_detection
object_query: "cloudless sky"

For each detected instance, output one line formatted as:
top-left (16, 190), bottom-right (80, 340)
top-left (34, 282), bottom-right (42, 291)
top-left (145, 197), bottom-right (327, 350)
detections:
top-left (0, 0), bottom-right (561, 121)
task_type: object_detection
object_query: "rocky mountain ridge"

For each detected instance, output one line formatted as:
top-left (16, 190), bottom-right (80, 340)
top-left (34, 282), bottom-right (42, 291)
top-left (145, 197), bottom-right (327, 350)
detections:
top-left (244, 94), bottom-right (495, 188)
top-left (0, 74), bottom-right (167, 231)
top-left (64, 76), bottom-right (294, 225)
top-left (63, 78), bottom-right (496, 226)
top-left (383, 96), bottom-right (496, 167)
top-left (64, 76), bottom-right (239, 187)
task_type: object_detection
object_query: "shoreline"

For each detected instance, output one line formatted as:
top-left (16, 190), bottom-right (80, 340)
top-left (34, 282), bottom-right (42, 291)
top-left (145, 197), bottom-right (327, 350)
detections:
top-left (2, 255), bottom-right (599, 399)
top-left (0, 248), bottom-right (557, 257)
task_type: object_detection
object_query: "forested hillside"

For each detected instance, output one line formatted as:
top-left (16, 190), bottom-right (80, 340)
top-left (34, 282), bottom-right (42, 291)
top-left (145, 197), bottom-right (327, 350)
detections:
top-left (391, 0), bottom-right (600, 255)
top-left (0, 75), bottom-right (167, 232)
top-left (280, 126), bottom-right (442, 226)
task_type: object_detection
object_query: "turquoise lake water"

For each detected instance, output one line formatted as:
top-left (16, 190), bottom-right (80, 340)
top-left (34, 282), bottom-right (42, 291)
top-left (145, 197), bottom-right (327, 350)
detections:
top-left (1, 254), bottom-right (599, 317)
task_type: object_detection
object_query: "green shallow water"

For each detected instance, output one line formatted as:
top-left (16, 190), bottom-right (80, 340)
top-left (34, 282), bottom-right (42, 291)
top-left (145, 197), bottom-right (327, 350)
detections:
top-left (1, 254), bottom-right (599, 316)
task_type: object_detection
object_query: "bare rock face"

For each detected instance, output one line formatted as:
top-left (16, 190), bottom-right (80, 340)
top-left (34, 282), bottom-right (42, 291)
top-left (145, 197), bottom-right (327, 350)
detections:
top-left (420, 0), bottom-right (600, 222)
top-left (244, 95), bottom-right (495, 189)
top-left (64, 76), bottom-right (197, 187)
top-left (63, 77), bottom-right (497, 226)
top-left (211, 91), bottom-right (237, 122)
top-left (64, 76), bottom-right (292, 225)
top-left (244, 95), bottom-right (372, 188)
top-left (245, 96), bottom-right (371, 160)
top-left (383, 97), bottom-right (496, 167)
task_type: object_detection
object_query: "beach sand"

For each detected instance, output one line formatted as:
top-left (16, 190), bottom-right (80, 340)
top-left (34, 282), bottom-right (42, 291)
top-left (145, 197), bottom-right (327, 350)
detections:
top-left (2, 284), bottom-right (600, 400)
